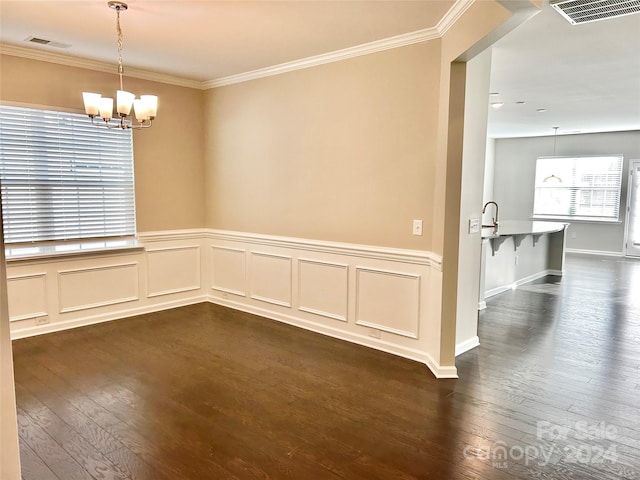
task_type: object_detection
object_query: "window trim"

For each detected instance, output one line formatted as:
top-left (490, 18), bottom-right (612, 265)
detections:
top-left (4, 237), bottom-right (143, 262)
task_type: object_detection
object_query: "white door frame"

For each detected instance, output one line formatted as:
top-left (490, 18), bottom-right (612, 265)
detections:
top-left (624, 159), bottom-right (640, 257)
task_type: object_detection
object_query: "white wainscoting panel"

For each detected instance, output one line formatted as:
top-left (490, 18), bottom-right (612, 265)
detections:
top-left (207, 230), bottom-right (453, 377)
top-left (7, 229), bottom-right (456, 379)
top-left (58, 263), bottom-right (139, 313)
top-left (250, 252), bottom-right (292, 307)
top-left (298, 259), bottom-right (348, 322)
top-left (146, 246), bottom-right (201, 297)
top-left (6, 273), bottom-right (48, 322)
top-left (211, 246), bottom-right (247, 296)
top-left (355, 267), bottom-right (420, 339)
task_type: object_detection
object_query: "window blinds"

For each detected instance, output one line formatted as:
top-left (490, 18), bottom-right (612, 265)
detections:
top-left (0, 105), bottom-right (136, 244)
top-left (533, 155), bottom-right (623, 220)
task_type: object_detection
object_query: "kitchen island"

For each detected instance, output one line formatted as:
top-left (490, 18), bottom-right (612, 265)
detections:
top-left (479, 220), bottom-right (569, 308)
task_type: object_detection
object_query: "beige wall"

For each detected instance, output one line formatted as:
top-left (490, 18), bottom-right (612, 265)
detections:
top-left (0, 55), bottom-right (206, 232)
top-left (203, 0), bottom-right (518, 370)
top-left (0, 214), bottom-right (20, 480)
top-left (205, 41), bottom-right (442, 250)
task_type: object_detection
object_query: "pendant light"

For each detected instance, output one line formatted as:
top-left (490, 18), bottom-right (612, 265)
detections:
top-left (82, 1), bottom-right (158, 129)
top-left (543, 127), bottom-right (562, 183)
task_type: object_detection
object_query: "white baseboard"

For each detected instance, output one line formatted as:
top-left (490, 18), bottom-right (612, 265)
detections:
top-left (546, 269), bottom-right (563, 276)
top-left (565, 248), bottom-right (624, 257)
top-left (11, 295), bottom-right (208, 340)
top-left (209, 297), bottom-right (457, 379)
top-left (455, 336), bottom-right (479, 356)
top-left (484, 284), bottom-right (513, 298)
top-left (514, 270), bottom-right (555, 287)
top-left (485, 269), bottom-right (559, 299)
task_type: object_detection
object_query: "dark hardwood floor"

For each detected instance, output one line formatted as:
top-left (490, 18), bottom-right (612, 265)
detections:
top-left (12, 253), bottom-right (640, 479)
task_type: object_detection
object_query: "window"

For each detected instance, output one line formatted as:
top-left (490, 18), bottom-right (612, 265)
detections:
top-left (0, 105), bottom-right (136, 244)
top-left (533, 155), bottom-right (623, 221)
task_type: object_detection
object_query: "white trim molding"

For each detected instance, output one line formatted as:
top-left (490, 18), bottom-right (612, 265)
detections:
top-left (207, 229), bottom-right (442, 270)
top-left (0, 44), bottom-right (204, 90)
top-left (1, 0), bottom-right (475, 91)
top-left (565, 248), bottom-right (624, 257)
top-left (207, 0), bottom-right (474, 88)
top-left (485, 269), bottom-right (563, 299)
top-left (7, 228), bottom-right (455, 379)
top-left (455, 336), bottom-right (480, 357)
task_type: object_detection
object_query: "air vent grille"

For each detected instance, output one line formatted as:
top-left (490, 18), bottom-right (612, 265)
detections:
top-left (550, 0), bottom-right (640, 24)
top-left (24, 36), bottom-right (71, 48)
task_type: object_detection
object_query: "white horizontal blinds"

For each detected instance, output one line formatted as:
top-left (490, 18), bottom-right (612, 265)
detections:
top-left (533, 155), bottom-right (623, 220)
top-left (0, 105), bottom-right (136, 243)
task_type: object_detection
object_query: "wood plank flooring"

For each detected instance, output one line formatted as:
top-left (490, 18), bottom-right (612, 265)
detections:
top-left (12, 253), bottom-right (640, 479)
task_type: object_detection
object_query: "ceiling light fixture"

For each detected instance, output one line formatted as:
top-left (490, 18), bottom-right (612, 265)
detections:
top-left (490, 102), bottom-right (505, 109)
top-left (82, 1), bottom-right (157, 129)
top-left (543, 127), bottom-right (563, 183)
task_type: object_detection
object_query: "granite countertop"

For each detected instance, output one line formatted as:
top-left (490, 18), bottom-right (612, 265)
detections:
top-left (481, 220), bottom-right (569, 239)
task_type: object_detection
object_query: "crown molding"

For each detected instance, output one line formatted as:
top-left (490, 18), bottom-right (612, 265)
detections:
top-left (206, 0), bottom-right (475, 89)
top-left (437, 0), bottom-right (476, 35)
top-left (205, 26), bottom-right (441, 89)
top-left (1, 0), bottom-right (474, 91)
top-left (0, 44), bottom-right (206, 90)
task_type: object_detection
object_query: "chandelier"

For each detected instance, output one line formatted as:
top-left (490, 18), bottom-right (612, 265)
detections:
top-left (543, 127), bottom-right (563, 183)
top-left (82, 1), bottom-right (157, 129)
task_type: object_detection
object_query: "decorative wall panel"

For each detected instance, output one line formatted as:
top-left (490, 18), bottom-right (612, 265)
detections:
top-left (355, 267), bottom-right (420, 338)
top-left (147, 246), bottom-right (201, 297)
top-left (298, 259), bottom-right (348, 321)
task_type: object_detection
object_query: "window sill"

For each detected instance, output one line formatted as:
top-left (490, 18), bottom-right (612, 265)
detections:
top-left (5, 238), bottom-right (143, 262)
top-left (531, 217), bottom-right (622, 225)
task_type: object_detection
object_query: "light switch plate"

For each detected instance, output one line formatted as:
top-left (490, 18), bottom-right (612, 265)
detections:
top-left (469, 218), bottom-right (480, 234)
top-left (412, 219), bottom-right (423, 236)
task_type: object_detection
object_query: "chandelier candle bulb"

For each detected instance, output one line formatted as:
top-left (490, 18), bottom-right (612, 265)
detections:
top-left (116, 90), bottom-right (135, 116)
top-left (133, 99), bottom-right (145, 121)
top-left (98, 98), bottom-right (113, 121)
top-left (141, 95), bottom-right (158, 118)
top-left (82, 92), bottom-right (101, 116)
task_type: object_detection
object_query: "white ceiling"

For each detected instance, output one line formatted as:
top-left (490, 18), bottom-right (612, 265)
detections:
top-left (488, 1), bottom-right (640, 138)
top-left (0, 0), bottom-right (453, 81)
top-left (0, 1), bottom-right (638, 139)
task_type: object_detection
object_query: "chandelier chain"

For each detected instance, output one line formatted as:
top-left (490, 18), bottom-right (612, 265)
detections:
top-left (116, 8), bottom-right (124, 90)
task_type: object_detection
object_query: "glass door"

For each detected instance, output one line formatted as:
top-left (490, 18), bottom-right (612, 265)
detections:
top-left (626, 160), bottom-right (640, 257)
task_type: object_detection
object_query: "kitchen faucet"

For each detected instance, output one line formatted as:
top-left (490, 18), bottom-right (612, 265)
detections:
top-left (482, 201), bottom-right (499, 228)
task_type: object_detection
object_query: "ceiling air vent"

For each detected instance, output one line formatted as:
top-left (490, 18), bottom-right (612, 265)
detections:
top-left (550, 0), bottom-right (640, 25)
top-left (24, 36), bottom-right (71, 48)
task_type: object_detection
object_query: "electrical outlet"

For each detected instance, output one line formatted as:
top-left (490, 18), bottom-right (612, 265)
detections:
top-left (469, 218), bottom-right (480, 234)
top-left (35, 316), bottom-right (49, 325)
top-left (571, 231), bottom-right (577, 239)
top-left (369, 328), bottom-right (381, 339)
top-left (412, 219), bottom-right (423, 236)
top-left (221, 292), bottom-right (229, 299)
